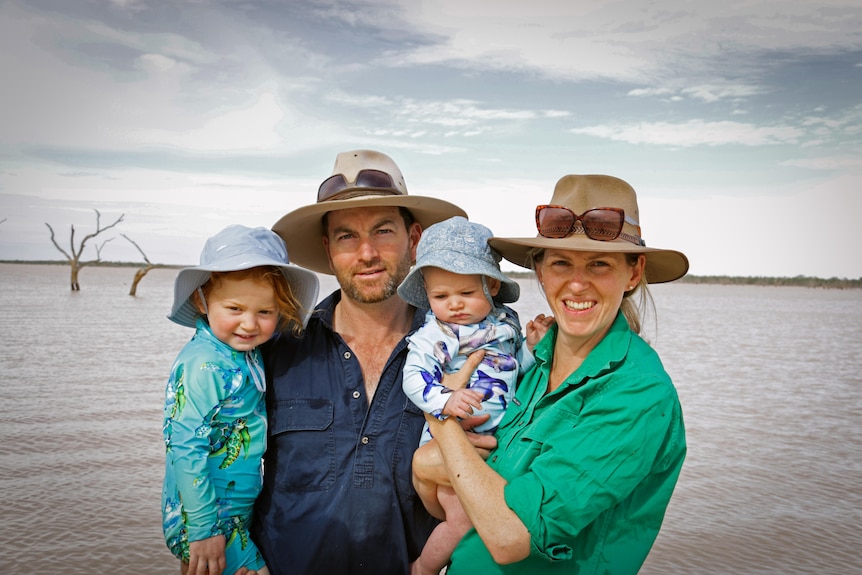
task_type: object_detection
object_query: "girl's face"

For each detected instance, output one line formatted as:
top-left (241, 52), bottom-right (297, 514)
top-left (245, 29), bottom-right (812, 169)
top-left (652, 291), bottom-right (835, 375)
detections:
top-left (536, 249), bottom-right (644, 351)
top-left (197, 274), bottom-right (280, 351)
top-left (422, 267), bottom-right (498, 326)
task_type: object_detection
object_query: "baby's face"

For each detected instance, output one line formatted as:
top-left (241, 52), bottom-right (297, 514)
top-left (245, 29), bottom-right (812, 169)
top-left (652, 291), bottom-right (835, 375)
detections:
top-left (423, 267), bottom-right (495, 325)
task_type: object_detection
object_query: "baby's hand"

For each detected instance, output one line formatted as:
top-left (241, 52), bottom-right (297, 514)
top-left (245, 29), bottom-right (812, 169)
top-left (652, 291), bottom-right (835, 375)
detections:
top-left (442, 388), bottom-right (485, 419)
top-left (526, 313), bottom-right (555, 350)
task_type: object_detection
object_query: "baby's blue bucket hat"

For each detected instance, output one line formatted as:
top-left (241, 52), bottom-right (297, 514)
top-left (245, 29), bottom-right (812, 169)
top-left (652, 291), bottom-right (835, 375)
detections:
top-left (397, 216), bottom-right (519, 308)
top-left (168, 225), bottom-right (319, 329)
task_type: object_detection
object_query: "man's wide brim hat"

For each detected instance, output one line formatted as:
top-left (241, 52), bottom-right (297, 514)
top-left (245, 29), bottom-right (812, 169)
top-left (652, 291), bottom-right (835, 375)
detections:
top-left (272, 149), bottom-right (467, 275)
top-left (168, 225), bottom-right (319, 329)
top-left (488, 174), bottom-right (689, 283)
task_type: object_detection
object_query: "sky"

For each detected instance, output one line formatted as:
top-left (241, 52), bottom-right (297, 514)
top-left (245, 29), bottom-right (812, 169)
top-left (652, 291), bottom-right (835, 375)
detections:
top-left (1, 0), bottom-right (861, 278)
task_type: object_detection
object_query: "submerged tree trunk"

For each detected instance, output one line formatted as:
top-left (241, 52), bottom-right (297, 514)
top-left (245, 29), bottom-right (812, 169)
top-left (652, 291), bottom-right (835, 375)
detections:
top-left (123, 234), bottom-right (162, 296)
top-left (70, 265), bottom-right (81, 291)
top-left (129, 265), bottom-right (154, 296)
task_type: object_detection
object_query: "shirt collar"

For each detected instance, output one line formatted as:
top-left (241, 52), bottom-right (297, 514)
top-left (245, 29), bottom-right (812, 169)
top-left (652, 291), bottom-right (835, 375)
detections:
top-left (533, 311), bottom-right (633, 387)
top-left (194, 316), bottom-right (240, 354)
top-left (313, 289), bottom-right (427, 334)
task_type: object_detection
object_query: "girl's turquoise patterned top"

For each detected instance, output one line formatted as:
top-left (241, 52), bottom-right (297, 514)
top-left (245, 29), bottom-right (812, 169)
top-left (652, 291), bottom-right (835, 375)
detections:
top-left (161, 318), bottom-right (268, 555)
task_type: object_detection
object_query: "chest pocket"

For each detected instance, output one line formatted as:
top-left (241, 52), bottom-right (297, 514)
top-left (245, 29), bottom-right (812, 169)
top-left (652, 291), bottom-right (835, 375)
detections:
top-left (501, 406), bottom-right (578, 475)
top-left (270, 399), bottom-right (335, 492)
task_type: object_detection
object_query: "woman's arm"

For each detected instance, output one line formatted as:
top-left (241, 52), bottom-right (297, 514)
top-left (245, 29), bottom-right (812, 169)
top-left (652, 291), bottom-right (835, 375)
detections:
top-left (426, 413), bottom-right (531, 564)
top-left (413, 413), bottom-right (497, 520)
top-left (414, 351), bottom-right (532, 564)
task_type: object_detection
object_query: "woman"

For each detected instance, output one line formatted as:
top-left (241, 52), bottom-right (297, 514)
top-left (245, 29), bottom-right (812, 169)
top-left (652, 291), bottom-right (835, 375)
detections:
top-left (412, 174), bottom-right (689, 573)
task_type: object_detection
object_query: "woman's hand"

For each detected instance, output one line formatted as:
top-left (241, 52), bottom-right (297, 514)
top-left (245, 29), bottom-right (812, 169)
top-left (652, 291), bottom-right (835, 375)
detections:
top-left (440, 349), bottom-right (485, 390)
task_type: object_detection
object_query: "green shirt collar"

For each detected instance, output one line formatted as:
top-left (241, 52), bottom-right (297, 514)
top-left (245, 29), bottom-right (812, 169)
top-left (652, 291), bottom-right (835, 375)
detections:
top-left (533, 311), bottom-right (632, 391)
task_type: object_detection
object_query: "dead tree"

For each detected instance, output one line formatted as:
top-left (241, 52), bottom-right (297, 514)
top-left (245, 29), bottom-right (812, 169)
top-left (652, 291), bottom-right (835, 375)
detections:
top-left (46, 209), bottom-right (124, 290)
top-left (122, 234), bottom-right (165, 296)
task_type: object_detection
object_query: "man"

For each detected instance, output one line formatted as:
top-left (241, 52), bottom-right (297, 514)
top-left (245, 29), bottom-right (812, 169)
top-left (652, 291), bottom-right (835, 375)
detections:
top-left (252, 150), bottom-right (468, 574)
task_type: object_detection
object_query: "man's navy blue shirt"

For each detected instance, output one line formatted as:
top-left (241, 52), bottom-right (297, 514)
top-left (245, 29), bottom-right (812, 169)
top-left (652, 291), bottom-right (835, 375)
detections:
top-left (252, 290), bottom-right (437, 575)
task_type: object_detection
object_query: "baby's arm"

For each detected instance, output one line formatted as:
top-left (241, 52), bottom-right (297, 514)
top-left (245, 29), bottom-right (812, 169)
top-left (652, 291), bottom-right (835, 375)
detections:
top-left (403, 321), bottom-right (458, 418)
top-left (525, 313), bottom-right (555, 350)
top-left (441, 387), bottom-right (485, 419)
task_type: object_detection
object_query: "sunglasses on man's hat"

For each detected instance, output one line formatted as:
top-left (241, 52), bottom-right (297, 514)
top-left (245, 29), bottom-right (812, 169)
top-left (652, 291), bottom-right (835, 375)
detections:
top-left (317, 169), bottom-right (403, 203)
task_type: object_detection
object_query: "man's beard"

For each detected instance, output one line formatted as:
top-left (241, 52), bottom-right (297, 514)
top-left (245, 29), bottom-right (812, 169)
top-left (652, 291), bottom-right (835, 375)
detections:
top-left (335, 255), bottom-right (413, 305)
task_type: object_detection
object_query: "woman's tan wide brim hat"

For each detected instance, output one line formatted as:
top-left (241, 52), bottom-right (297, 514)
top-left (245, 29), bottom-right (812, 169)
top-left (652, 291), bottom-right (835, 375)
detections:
top-left (272, 149), bottom-right (467, 275)
top-left (488, 174), bottom-right (689, 283)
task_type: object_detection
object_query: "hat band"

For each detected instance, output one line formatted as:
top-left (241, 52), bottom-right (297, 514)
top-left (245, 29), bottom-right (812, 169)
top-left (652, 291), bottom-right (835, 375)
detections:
top-left (317, 169), bottom-right (403, 203)
top-left (536, 205), bottom-right (644, 246)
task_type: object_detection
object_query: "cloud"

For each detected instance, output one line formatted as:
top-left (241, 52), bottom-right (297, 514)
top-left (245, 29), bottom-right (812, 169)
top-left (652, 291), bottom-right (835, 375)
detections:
top-left (628, 82), bottom-right (767, 103)
top-left (386, 0), bottom-right (862, 89)
top-left (571, 119), bottom-right (805, 147)
top-left (325, 91), bottom-right (567, 136)
top-left (779, 155), bottom-right (862, 171)
top-left (129, 88), bottom-right (288, 152)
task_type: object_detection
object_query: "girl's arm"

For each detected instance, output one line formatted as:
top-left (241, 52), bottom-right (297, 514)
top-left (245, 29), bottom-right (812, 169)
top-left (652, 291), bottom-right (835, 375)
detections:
top-left (187, 535), bottom-right (226, 575)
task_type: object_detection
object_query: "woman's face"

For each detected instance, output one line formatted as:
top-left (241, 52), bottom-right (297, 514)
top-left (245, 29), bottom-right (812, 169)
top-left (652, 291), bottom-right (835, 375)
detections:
top-left (536, 248), bottom-right (644, 350)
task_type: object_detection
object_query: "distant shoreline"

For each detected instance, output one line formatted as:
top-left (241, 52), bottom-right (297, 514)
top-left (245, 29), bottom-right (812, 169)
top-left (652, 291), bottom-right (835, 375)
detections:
top-left (3, 259), bottom-right (860, 289)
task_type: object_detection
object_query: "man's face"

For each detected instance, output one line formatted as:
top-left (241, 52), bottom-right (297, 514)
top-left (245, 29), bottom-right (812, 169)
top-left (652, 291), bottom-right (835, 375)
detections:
top-left (323, 206), bottom-right (420, 304)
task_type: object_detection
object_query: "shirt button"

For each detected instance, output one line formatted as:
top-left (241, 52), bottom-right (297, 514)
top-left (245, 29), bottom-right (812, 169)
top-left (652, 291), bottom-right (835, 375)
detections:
top-left (361, 436), bottom-right (370, 445)
top-left (343, 351), bottom-right (351, 360)
top-left (352, 391), bottom-right (361, 399)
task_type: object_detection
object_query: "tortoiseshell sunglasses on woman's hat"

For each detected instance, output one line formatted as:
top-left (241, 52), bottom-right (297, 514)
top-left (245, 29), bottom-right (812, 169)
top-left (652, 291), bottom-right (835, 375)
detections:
top-left (535, 205), bottom-right (644, 246)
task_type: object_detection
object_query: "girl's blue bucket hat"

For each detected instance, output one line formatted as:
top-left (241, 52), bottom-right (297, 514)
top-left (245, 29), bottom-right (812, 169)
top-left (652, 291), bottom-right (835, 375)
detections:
top-left (397, 216), bottom-right (519, 309)
top-left (168, 225), bottom-right (319, 329)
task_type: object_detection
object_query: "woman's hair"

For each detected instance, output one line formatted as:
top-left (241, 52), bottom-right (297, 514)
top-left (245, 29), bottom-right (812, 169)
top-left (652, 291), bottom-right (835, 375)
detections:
top-left (619, 253), bottom-right (654, 337)
top-left (528, 249), bottom-right (657, 339)
top-left (195, 266), bottom-right (305, 335)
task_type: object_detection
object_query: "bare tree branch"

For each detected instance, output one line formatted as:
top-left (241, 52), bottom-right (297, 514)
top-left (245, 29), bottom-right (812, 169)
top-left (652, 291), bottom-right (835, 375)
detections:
top-left (85, 237), bottom-right (115, 267)
top-left (45, 222), bottom-right (73, 261)
top-left (45, 208), bottom-right (125, 290)
top-left (121, 234), bottom-right (152, 265)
